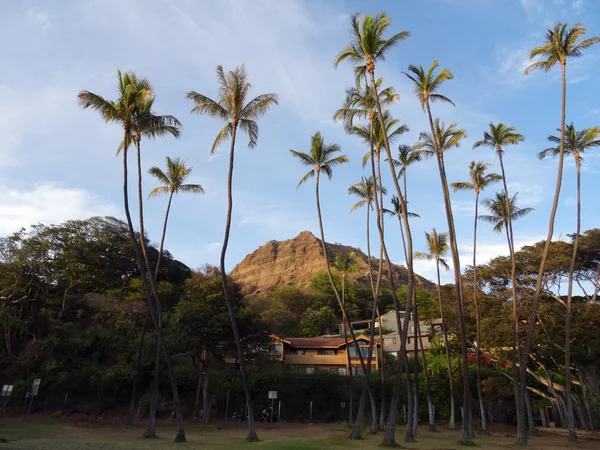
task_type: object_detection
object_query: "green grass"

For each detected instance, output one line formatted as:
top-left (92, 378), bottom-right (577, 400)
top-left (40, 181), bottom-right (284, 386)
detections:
top-left (0, 419), bottom-right (597, 450)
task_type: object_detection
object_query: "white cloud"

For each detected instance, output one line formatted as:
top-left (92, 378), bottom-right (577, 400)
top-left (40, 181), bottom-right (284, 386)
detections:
top-left (0, 184), bottom-right (117, 235)
top-left (27, 8), bottom-right (55, 31)
top-left (207, 242), bottom-right (222, 252)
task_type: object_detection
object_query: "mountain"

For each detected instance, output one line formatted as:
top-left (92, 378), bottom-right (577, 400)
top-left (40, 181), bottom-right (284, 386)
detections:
top-left (230, 230), bottom-right (434, 295)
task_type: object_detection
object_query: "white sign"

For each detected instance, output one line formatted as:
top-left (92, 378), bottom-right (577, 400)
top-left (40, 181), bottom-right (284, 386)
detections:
top-left (1, 385), bottom-right (13, 397)
top-left (31, 379), bottom-right (41, 396)
top-left (268, 391), bottom-right (278, 399)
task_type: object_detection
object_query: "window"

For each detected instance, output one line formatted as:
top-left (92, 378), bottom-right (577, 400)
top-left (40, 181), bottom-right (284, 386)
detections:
top-left (317, 349), bottom-right (335, 355)
top-left (294, 349), bottom-right (306, 355)
top-left (392, 338), bottom-right (397, 344)
top-left (305, 367), bottom-right (315, 374)
top-left (331, 367), bottom-right (346, 375)
top-left (270, 344), bottom-right (282, 356)
top-left (349, 346), bottom-right (373, 358)
top-left (352, 366), bottom-right (364, 375)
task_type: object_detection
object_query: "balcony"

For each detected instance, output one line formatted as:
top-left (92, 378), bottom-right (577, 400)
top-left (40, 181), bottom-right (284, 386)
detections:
top-left (283, 354), bottom-right (350, 366)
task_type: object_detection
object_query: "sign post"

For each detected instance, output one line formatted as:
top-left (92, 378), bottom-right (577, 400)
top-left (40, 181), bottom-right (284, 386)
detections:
top-left (1, 385), bottom-right (13, 411)
top-left (268, 391), bottom-right (277, 423)
top-left (28, 379), bottom-right (41, 415)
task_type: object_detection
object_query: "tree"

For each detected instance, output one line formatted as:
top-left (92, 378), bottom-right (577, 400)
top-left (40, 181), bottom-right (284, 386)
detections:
top-left (414, 229), bottom-right (456, 430)
top-left (334, 14), bottom-right (415, 445)
top-left (410, 55), bottom-right (472, 438)
top-left (330, 250), bottom-right (360, 375)
top-left (523, 22), bottom-right (600, 444)
top-left (539, 123), bottom-right (600, 441)
top-left (451, 161), bottom-right (502, 432)
top-left (148, 157), bottom-right (205, 281)
top-left (187, 65), bottom-right (278, 441)
top-left (78, 72), bottom-right (186, 442)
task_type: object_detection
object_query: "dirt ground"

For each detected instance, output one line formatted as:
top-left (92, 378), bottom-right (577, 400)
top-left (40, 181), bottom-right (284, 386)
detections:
top-left (0, 417), bottom-right (598, 449)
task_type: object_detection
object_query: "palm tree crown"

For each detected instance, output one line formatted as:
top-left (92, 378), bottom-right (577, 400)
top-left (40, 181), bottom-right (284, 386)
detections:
top-left (539, 123), bottom-right (600, 162)
top-left (331, 251), bottom-right (360, 278)
top-left (473, 123), bottom-right (524, 155)
top-left (333, 77), bottom-right (398, 128)
top-left (290, 132), bottom-right (349, 189)
top-left (525, 22), bottom-right (600, 74)
top-left (403, 60), bottom-right (455, 110)
top-left (451, 161), bottom-right (503, 195)
top-left (187, 65), bottom-right (279, 154)
top-left (348, 176), bottom-right (387, 213)
top-left (414, 229), bottom-right (450, 270)
top-left (78, 70), bottom-right (152, 146)
top-left (383, 195), bottom-right (419, 219)
top-left (334, 12), bottom-right (410, 80)
top-left (148, 157), bottom-right (204, 198)
top-left (349, 110), bottom-right (409, 166)
top-left (393, 144), bottom-right (422, 176)
top-left (416, 119), bottom-right (467, 157)
top-left (479, 192), bottom-right (534, 233)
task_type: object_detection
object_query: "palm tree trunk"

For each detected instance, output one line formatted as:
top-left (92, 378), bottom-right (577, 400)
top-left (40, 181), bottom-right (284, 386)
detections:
top-left (564, 156), bottom-right (581, 442)
top-left (416, 313), bottom-right (436, 432)
top-left (154, 191), bottom-right (174, 282)
top-left (135, 139), bottom-right (184, 441)
top-left (144, 345), bottom-right (161, 438)
top-left (219, 124), bottom-right (259, 442)
top-left (412, 295), bottom-right (420, 437)
top-left (425, 100), bottom-right (471, 442)
top-left (520, 61), bottom-right (567, 446)
top-left (405, 352), bottom-right (415, 443)
top-left (121, 133), bottom-right (185, 443)
top-left (473, 192), bottom-right (487, 432)
top-left (497, 151), bottom-right (526, 441)
top-left (437, 260), bottom-right (455, 430)
top-left (367, 71), bottom-right (416, 447)
top-left (127, 309), bottom-right (149, 426)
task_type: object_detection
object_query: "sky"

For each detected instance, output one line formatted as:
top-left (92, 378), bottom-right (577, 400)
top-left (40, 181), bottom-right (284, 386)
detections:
top-left (1, 0), bottom-right (599, 285)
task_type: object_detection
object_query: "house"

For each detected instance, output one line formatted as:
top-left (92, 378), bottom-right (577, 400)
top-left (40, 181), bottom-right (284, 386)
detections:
top-left (338, 310), bottom-right (443, 355)
top-left (271, 335), bottom-right (380, 375)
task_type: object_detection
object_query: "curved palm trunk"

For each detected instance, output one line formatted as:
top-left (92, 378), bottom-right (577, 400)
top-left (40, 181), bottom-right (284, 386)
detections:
top-left (425, 100), bottom-right (471, 441)
top-left (220, 125), bottom-right (259, 442)
top-left (564, 156), bottom-right (581, 442)
top-left (437, 260), bottom-right (456, 430)
top-left (520, 62), bottom-right (568, 446)
top-left (472, 191), bottom-right (487, 432)
top-left (136, 141), bottom-right (184, 441)
top-left (367, 72), bottom-right (416, 447)
top-left (122, 135), bottom-right (185, 443)
top-left (497, 151), bottom-right (526, 439)
top-left (154, 191), bottom-right (174, 282)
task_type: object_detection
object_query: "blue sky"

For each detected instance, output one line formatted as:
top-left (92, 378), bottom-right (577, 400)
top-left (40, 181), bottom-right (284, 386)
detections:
top-left (1, 0), bottom-right (599, 284)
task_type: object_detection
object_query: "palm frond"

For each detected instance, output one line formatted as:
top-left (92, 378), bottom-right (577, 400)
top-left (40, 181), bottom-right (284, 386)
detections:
top-left (211, 123), bottom-right (233, 154)
top-left (187, 91), bottom-right (229, 120)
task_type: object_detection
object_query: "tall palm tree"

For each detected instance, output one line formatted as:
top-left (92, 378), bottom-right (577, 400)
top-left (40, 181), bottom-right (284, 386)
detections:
top-left (187, 65), bottom-right (278, 441)
top-left (330, 251), bottom-right (360, 377)
top-left (539, 123), bottom-right (600, 440)
top-left (291, 133), bottom-right (376, 440)
top-left (406, 58), bottom-right (473, 440)
top-left (78, 71), bottom-right (186, 442)
top-left (414, 229), bottom-right (456, 430)
top-left (524, 22), bottom-right (600, 444)
top-left (348, 176), bottom-right (387, 433)
top-left (333, 77), bottom-right (398, 128)
top-left (473, 122), bottom-right (525, 437)
top-left (334, 14), bottom-right (415, 445)
top-left (451, 161), bottom-right (502, 432)
top-left (393, 144), bottom-right (422, 202)
top-left (148, 157), bottom-right (205, 281)
top-left (128, 95), bottom-right (183, 439)
top-left (480, 192), bottom-right (533, 234)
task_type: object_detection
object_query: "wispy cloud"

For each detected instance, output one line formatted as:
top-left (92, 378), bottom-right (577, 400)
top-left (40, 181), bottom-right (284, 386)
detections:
top-left (0, 183), bottom-right (116, 235)
top-left (207, 242), bottom-right (222, 252)
top-left (27, 8), bottom-right (55, 31)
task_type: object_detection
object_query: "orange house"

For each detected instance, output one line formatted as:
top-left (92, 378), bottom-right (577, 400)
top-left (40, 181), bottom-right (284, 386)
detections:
top-left (271, 336), bottom-right (380, 375)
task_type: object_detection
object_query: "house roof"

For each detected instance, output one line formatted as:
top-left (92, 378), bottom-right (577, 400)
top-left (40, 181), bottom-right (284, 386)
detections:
top-left (281, 335), bottom-right (378, 348)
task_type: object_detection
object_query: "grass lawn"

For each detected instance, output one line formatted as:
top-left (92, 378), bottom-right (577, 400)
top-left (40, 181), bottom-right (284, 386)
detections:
top-left (0, 418), bottom-right (597, 449)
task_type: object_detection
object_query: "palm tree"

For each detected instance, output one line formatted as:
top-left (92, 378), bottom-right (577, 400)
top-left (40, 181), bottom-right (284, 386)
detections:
top-left (78, 71), bottom-right (187, 442)
top-left (451, 161), bottom-right (502, 432)
top-left (480, 192), bottom-right (533, 233)
top-left (524, 22), bottom-right (600, 444)
top-left (333, 77), bottom-right (398, 128)
top-left (148, 157), bottom-right (205, 281)
top-left (407, 58), bottom-right (473, 440)
top-left (292, 133), bottom-right (379, 437)
top-left (473, 122), bottom-right (525, 437)
top-left (348, 176), bottom-right (387, 432)
top-left (128, 94), bottom-right (183, 439)
top-left (334, 14), bottom-right (415, 445)
top-left (330, 251), bottom-right (360, 377)
top-left (187, 65), bottom-right (278, 442)
top-left (393, 144), bottom-right (422, 203)
top-left (414, 229), bottom-right (456, 430)
top-left (539, 123), bottom-right (600, 440)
